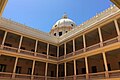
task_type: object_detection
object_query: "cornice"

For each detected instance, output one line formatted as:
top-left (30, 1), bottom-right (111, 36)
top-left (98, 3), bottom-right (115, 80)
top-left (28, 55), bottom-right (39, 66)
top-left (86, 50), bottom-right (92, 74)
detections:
top-left (0, 17), bottom-right (59, 44)
top-left (58, 5), bottom-right (120, 43)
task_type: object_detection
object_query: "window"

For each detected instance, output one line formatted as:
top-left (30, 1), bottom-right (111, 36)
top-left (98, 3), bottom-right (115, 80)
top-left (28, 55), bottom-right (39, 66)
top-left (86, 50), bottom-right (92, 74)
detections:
top-left (59, 32), bottom-right (62, 36)
top-left (66, 31), bottom-right (68, 33)
top-left (0, 64), bottom-right (6, 72)
top-left (71, 24), bottom-right (74, 26)
top-left (55, 25), bottom-right (57, 27)
top-left (81, 68), bottom-right (86, 74)
top-left (92, 66), bottom-right (97, 73)
top-left (27, 68), bottom-right (32, 75)
top-left (16, 66), bottom-right (21, 74)
top-left (54, 33), bottom-right (56, 36)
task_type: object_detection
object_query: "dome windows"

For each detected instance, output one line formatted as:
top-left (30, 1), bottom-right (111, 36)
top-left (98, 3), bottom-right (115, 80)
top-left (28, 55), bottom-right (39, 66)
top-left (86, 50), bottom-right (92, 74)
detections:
top-left (59, 32), bottom-right (62, 36)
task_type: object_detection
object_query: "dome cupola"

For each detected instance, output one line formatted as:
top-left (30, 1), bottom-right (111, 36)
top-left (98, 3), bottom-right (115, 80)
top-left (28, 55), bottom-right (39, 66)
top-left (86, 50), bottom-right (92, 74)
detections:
top-left (50, 14), bottom-right (76, 37)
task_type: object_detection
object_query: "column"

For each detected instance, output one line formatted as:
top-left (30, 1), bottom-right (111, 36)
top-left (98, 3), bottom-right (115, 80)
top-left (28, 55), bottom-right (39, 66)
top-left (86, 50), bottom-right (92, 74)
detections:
top-left (34, 40), bottom-right (38, 56)
top-left (45, 62), bottom-right (48, 80)
top-left (64, 62), bottom-right (67, 80)
top-left (85, 57), bottom-right (89, 79)
top-left (98, 27), bottom-right (103, 47)
top-left (18, 36), bottom-right (23, 52)
top-left (1, 31), bottom-right (7, 48)
top-left (102, 52), bottom-right (109, 78)
top-left (74, 60), bottom-right (76, 80)
top-left (56, 64), bottom-right (59, 79)
top-left (47, 43), bottom-right (49, 59)
top-left (57, 46), bottom-right (59, 59)
top-left (83, 34), bottom-right (86, 52)
top-left (31, 60), bottom-right (35, 80)
top-left (64, 43), bottom-right (66, 58)
top-left (73, 39), bottom-right (75, 55)
top-left (114, 19), bottom-right (120, 41)
top-left (12, 57), bottom-right (18, 78)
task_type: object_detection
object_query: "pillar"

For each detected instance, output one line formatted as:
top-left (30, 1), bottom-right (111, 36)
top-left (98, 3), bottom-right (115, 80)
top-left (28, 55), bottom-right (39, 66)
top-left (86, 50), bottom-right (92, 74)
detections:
top-left (34, 40), bottom-right (38, 56)
top-left (18, 36), bottom-right (23, 52)
top-left (83, 34), bottom-right (86, 52)
top-left (12, 57), bottom-right (18, 78)
top-left (85, 57), bottom-right (89, 79)
top-left (47, 43), bottom-right (49, 59)
top-left (64, 43), bottom-right (66, 58)
top-left (56, 64), bottom-right (59, 79)
top-left (64, 62), bottom-right (66, 80)
top-left (98, 27), bottom-right (103, 47)
top-left (45, 62), bottom-right (48, 80)
top-left (114, 19), bottom-right (120, 41)
top-left (74, 60), bottom-right (76, 80)
top-left (1, 31), bottom-right (7, 48)
top-left (102, 52), bottom-right (109, 78)
top-left (73, 39), bottom-right (75, 55)
top-left (57, 46), bottom-right (59, 59)
top-left (31, 60), bottom-right (35, 80)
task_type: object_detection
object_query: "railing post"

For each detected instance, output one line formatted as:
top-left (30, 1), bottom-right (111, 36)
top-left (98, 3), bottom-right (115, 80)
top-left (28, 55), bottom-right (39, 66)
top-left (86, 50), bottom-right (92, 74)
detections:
top-left (1, 31), bottom-right (7, 49)
top-left (64, 43), bottom-right (66, 58)
top-left (45, 62), bottom-right (48, 80)
top-left (18, 36), bottom-right (23, 53)
top-left (12, 57), bottom-right (18, 78)
top-left (34, 40), bottom-right (38, 56)
top-left (85, 57), bottom-right (89, 80)
top-left (83, 34), bottom-right (86, 52)
top-left (47, 43), bottom-right (49, 59)
top-left (114, 19), bottom-right (120, 41)
top-left (74, 60), bottom-right (76, 80)
top-left (98, 27), bottom-right (103, 47)
top-left (31, 60), bottom-right (35, 80)
top-left (102, 52), bottom-right (109, 78)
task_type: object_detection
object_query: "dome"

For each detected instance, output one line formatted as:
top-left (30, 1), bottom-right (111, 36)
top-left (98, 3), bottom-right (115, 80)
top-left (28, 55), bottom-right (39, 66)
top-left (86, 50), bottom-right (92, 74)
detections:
top-left (52, 14), bottom-right (76, 29)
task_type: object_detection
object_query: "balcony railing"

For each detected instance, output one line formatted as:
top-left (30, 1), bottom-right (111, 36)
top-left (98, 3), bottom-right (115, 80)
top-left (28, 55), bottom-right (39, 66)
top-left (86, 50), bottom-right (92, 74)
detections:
top-left (76, 74), bottom-right (86, 80)
top-left (66, 75), bottom-right (74, 80)
top-left (20, 49), bottom-right (35, 56)
top-left (65, 52), bottom-right (74, 58)
top-left (86, 43), bottom-right (100, 51)
top-left (47, 76), bottom-right (57, 80)
top-left (58, 77), bottom-right (64, 80)
top-left (103, 36), bottom-right (118, 46)
top-left (3, 45), bottom-right (18, 52)
top-left (75, 48), bottom-right (84, 55)
top-left (108, 70), bottom-right (120, 78)
top-left (48, 55), bottom-right (57, 60)
top-left (59, 55), bottom-right (64, 60)
top-left (15, 73), bottom-right (31, 80)
top-left (36, 52), bottom-right (47, 59)
top-left (0, 72), bottom-right (12, 79)
top-left (89, 72), bottom-right (106, 79)
top-left (33, 75), bottom-right (45, 80)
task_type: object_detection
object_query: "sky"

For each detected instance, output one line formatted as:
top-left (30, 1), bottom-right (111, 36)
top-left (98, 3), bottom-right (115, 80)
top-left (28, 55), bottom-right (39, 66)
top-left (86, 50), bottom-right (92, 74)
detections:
top-left (3, 0), bottom-right (113, 33)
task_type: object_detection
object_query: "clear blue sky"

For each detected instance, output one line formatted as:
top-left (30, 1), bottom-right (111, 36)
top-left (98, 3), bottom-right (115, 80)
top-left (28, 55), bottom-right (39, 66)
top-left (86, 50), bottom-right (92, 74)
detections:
top-left (3, 0), bottom-right (112, 32)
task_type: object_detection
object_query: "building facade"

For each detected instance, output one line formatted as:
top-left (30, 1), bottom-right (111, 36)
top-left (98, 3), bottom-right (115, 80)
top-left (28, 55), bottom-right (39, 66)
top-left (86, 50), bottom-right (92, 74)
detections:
top-left (0, 0), bottom-right (8, 16)
top-left (0, 5), bottom-right (120, 80)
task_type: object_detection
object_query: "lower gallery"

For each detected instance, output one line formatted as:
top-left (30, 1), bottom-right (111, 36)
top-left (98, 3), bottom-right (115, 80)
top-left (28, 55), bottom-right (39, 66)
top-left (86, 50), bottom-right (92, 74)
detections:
top-left (0, 5), bottom-right (120, 80)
